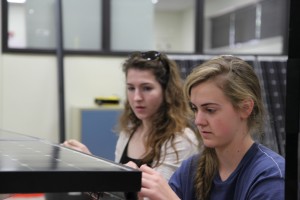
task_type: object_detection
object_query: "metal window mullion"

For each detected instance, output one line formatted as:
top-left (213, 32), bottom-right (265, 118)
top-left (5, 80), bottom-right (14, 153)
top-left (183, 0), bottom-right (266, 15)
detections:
top-left (102, 0), bottom-right (110, 51)
top-left (56, 0), bottom-right (65, 143)
top-left (229, 13), bottom-right (235, 47)
top-left (195, 0), bottom-right (204, 54)
top-left (255, 3), bottom-right (262, 40)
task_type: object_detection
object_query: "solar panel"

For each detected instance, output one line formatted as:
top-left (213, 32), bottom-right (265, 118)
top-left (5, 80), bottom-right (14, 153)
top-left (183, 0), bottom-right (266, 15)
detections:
top-left (0, 129), bottom-right (141, 194)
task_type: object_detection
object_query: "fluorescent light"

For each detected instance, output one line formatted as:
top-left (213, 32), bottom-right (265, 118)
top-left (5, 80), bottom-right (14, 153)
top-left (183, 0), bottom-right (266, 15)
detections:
top-left (7, 0), bottom-right (26, 3)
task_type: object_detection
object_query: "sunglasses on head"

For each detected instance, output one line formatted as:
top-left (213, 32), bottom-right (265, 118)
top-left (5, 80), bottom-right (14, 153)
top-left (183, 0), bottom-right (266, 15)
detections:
top-left (130, 51), bottom-right (169, 72)
top-left (130, 50), bottom-right (161, 60)
top-left (140, 51), bottom-right (161, 61)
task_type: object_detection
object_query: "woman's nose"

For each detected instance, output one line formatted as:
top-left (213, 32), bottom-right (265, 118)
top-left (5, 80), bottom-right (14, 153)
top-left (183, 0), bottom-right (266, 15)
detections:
top-left (194, 111), bottom-right (206, 126)
top-left (133, 90), bottom-right (143, 101)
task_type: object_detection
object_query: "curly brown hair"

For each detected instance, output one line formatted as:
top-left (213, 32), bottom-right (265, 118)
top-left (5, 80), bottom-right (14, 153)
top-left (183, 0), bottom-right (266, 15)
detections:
top-left (116, 51), bottom-right (198, 167)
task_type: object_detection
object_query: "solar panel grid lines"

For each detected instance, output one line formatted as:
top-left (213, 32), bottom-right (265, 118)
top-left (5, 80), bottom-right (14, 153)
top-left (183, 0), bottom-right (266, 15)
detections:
top-left (0, 129), bottom-right (141, 194)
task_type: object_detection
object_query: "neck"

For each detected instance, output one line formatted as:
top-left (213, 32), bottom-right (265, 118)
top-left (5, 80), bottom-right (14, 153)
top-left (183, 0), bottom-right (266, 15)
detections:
top-left (216, 134), bottom-right (254, 181)
top-left (140, 120), bottom-right (152, 134)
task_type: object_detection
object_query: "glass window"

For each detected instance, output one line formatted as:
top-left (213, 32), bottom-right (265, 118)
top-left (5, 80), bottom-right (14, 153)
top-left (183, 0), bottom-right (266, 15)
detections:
top-left (260, 0), bottom-right (285, 39)
top-left (154, 0), bottom-right (195, 53)
top-left (204, 0), bottom-right (287, 55)
top-left (211, 13), bottom-right (231, 48)
top-left (234, 5), bottom-right (256, 43)
top-left (8, 0), bottom-right (56, 49)
top-left (4, 0), bottom-right (287, 54)
top-left (6, 0), bottom-right (196, 53)
top-left (62, 0), bottom-right (102, 50)
top-left (110, 0), bottom-right (195, 53)
top-left (7, 0), bottom-right (102, 50)
top-left (110, 0), bottom-right (155, 52)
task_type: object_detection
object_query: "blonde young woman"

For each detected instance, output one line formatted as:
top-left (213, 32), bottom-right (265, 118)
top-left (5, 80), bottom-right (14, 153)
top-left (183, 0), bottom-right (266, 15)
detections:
top-left (135, 55), bottom-right (285, 200)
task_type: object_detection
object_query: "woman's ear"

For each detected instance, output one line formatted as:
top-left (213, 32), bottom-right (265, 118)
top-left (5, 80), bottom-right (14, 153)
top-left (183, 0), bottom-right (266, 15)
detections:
top-left (240, 98), bottom-right (254, 119)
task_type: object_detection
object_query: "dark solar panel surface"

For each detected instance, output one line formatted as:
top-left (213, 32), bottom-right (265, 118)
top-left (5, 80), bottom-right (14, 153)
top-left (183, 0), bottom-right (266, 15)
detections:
top-left (0, 129), bottom-right (141, 193)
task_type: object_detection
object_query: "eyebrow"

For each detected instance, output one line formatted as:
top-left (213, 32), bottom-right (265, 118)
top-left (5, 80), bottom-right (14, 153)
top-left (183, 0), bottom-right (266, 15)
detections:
top-left (201, 103), bottom-right (218, 107)
top-left (190, 102), bottom-right (219, 107)
top-left (126, 82), bottom-right (153, 86)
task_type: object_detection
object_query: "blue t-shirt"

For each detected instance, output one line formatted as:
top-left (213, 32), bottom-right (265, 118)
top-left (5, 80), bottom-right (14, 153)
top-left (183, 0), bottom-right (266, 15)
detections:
top-left (169, 143), bottom-right (285, 200)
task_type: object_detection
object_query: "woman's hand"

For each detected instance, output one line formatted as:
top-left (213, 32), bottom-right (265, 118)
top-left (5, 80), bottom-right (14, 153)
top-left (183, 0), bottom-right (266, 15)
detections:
top-left (138, 165), bottom-right (180, 200)
top-left (62, 139), bottom-right (92, 155)
top-left (125, 161), bottom-right (139, 169)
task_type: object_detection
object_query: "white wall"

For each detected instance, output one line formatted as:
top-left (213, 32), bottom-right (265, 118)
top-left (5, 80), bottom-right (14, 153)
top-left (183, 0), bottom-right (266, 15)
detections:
top-left (0, 53), bottom-right (126, 143)
top-left (1, 55), bottom-right (58, 141)
top-left (0, 0), bottom-right (127, 141)
top-left (64, 56), bottom-right (126, 139)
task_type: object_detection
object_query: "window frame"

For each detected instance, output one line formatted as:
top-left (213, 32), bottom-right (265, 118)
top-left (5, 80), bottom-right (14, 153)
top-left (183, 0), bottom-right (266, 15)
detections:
top-left (207, 0), bottom-right (289, 56)
top-left (1, 0), bottom-right (204, 56)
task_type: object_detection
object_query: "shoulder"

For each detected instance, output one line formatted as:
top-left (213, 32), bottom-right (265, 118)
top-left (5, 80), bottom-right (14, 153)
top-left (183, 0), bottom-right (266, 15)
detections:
top-left (169, 154), bottom-right (200, 199)
top-left (235, 143), bottom-right (285, 199)
top-left (172, 128), bottom-right (199, 146)
top-left (176, 153), bottom-right (200, 173)
top-left (115, 131), bottom-right (131, 162)
top-left (240, 143), bottom-right (285, 180)
top-left (184, 153), bottom-right (200, 166)
top-left (224, 144), bottom-right (285, 199)
top-left (245, 144), bottom-right (285, 199)
top-left (170, 153), bottom-right (200, 177)
top-left (116, 131), bottom-right (130, 143)
top-left (252, 144), bottom-right (285, 177)
top-left (162, 128), bottom-right (200, 158)
top-left (156, 129), bottom-right (200, 177)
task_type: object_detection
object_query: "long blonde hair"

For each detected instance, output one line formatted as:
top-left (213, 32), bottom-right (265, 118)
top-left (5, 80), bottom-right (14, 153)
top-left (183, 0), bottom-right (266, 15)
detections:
top-left (117, 51), bottom-right (198, 167)
top-left (184, 55), bottom-right (265, 200)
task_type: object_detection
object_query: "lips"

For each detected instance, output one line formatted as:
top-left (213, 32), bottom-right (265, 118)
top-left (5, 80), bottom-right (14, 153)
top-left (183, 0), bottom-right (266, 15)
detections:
top-left (135, 106), bottom-right (145, 112)
top-left (200, 130), bottom-right (212, 136)
top-left (201, 130), bottom-right (211, 134)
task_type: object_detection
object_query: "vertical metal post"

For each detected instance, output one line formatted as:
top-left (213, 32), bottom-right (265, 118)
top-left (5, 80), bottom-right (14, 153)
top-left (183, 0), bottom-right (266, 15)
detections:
top-left (56, 0), bottom-right (65, 143)
top-left (285, 0), bottom-right (299, 199)
top-left (282, 0), bottom-right (290, 55)
top-left (195, 0), bottom-right (204, 54)
top-left (102, 0), bottom-right (110, 51)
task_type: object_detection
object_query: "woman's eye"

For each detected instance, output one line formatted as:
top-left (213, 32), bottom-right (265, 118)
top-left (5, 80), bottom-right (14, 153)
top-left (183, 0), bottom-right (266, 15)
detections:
top-left (190, 106), bottom-right (197, 113)
top-left (127, 86), bottom-right (134, 91)
top-left (206, 108), bottom-right (216, 113)
top-left (143, 86), bottom-right (152, 91)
